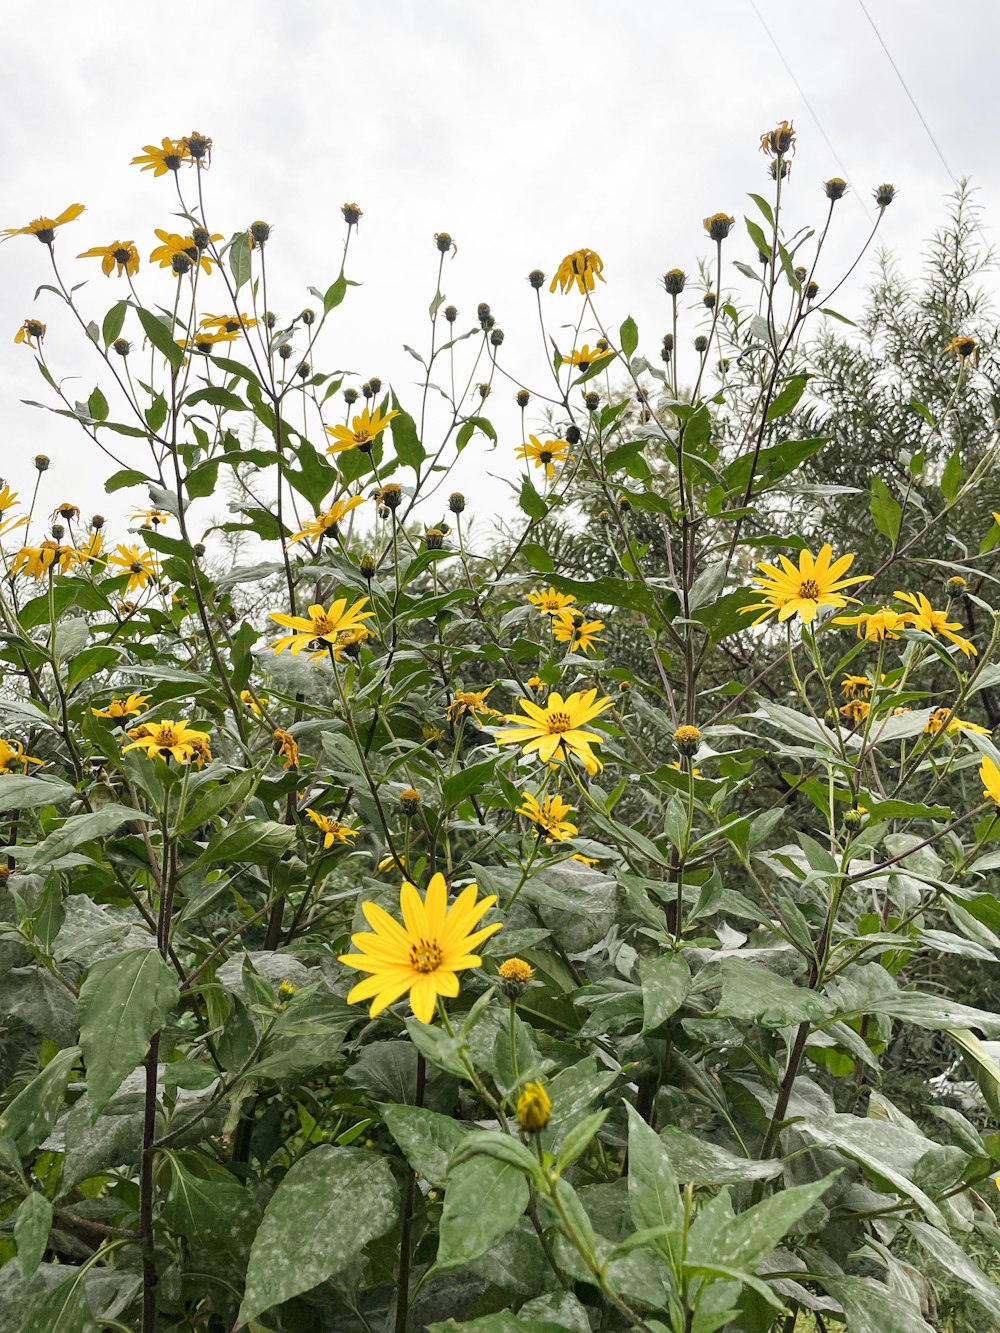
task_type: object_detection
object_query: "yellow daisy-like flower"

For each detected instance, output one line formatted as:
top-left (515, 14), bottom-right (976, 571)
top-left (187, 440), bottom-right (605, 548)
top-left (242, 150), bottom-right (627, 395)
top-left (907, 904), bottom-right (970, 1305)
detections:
top-left (14, 319), bottom-right (46, 349)
top-left (562, 343), bottom-right (613, 372)
top-left (269, 597), bottom-right (374, 657)
top-left (199, 312), bottom-right (257, 334)
top-left (179, 330), bottom-right (238, 355)
top-left (982, 756), bottom-right (1000, 805)
top-left (106, 545), bottom-right (159, 593)
top-left (149, 229), bottom-right (219, 276)
top-left (943, 335), bottom-right (978, 365)
top-left (924, 706), bottom-right (990, 738)
top-left (741, 545), bottom-right (867, 626)
top-left (332, 625), bottom-right (375, 661)
top-left (549, 248), bottom-right (605, 296)
top-left (10, 542), bottom-right (78, 580)
top-left (527, 587), bottom-right (576, 619)
top-left (325, 405), bottom-right (399, 456)
top-left (516, 1080), bottom-right (552, 1132)
top-left (841, 674), bottom-right (871, 700)
top-left (274, 728), bottom-right (299, 769)
top-left (446, 687), bottom-right (503, 723)
top-left (77, 240), bottom-right (140, 277)
top-left (240, 689), bottom-right (268, 716)
top-left (839, 699), bottom-right (870, 725)
top-left (338, 873), bottom-right (501, 1024)
top-left (517, 791), bottom-right (578, 842)
top-left (285, 496), bottom-right (366, 547)
top-left (551, 609), bottom-right (604, 655)
top-left (0, 738), bottom-right (44, 774)
top-left (2, 203), bottom-right (85, 244)
top-left (894, 591), bottom-right (976, 657)
top-left (760, 120), bottom-right (796, 158)
top-left (76, 532), bottom-right (104, 564)
top-left (130, 138), bottom-right (189, 176)
top-left (92, 693), bottom-right (151, 720)
top-left (305, 808), bottom-right (358, 848)
top-left (834, 607), bottom-right (908, 642)
top-left (515, 435), bottom-right (570, 480)
top-left (122, 719), bottom-right (211, 765)
top-left (131, 508), bottom-right (171, 529)
top-left (496, 688), bottom-right (613, 776)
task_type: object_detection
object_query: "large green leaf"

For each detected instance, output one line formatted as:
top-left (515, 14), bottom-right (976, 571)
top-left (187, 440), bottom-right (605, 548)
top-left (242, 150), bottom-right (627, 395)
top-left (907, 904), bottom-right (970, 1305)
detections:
top-left (625, 1103), bottom-right (682, 1237)
top-left (239, 1147), bottom-right (396, 1322)
top-left (14, 1192), bottom-right (53, 1277)
top-left (823, 1276), bottom-right (935, 1332)
top-left (437, 1155), bottom-right (529, 1270)
top-left (137, 306), bottom-right (183, 372)
top-left (715, 957), bottom-right (833, 1025)
top-left (0, 1046), bottom-right (80, 1154)
top-left (0, 774), bottom-right (76, 814)
top-left (381, 1103), bottom-right (467, 1187)
top-left (14, 805), bottom-right (152, 872)
top-left (23, 1267), bottom-right (97, 1333)
top-left (78, 949), bottom-right (179, 1116)
top-left (639, 953), bottom-right (690, 1033)
top-left (686, 1173), bottom-right (836, 1271)
top-left (198, 818), bottom-right (296, 865)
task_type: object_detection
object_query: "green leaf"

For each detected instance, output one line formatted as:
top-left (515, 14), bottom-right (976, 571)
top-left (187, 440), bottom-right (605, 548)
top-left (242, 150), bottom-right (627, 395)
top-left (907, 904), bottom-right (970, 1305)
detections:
top-left (687, 1173), bottom-right (836, 1272)
top-left (78, 949), bottom-right (179, 1116)
top-left (389, 393), bottom-right (425, 469)
top-left (87, 387), bottom-right (108, 423)
top-left (521, 542), bottom-right (554, 574)
top-left (199, 819), bottom-right (296, 865)
top-left (823, 1276), bottom-right (936, 1332)
top-left (620, 316), bottom-right (638, 360)
top-left (381, 1103), bottom-right (467, 1187)
top-left (184, 458), bottom-right (220, 500)
top-left (941, 444), bottom-right (963, 505)
top-left (437, 1155), bottom-right (529, 1270)
top-left (905, 1218), bottom-right (1000, 1322)
top-left (519, 476), bottom-right (548, 520)
top-left (625, 1103), bottom-right (683, 1237)
top-left (870, 476), bottom-right (902, 545)
top-left (23, 1267), bottom-right (97, 1333)
top-left (766, 375), bottom-right (807, 420)
top-left (323, 273), bottom-right (348, 313)
top-left (556, 1109), bottom-right (609, 1172)
top-left (228, 230), bottom-right (251, 293)
top-left (184, 385), bottom-right (247, 412)
top-left (0, 1046), bottom-right (80, 1154)
top-left (238, 1146), bottom-right (398, 1324)
top-left (162, 1159), bottom-right (260, 1254)
top-left (14, 1191), bottom-right (53, 1277)
top-left (105, 468), bottom-right (150, 492)
top-left (456, 415), bottom-right (497, 451)
top-left (639, 952), bottom-right (691, 1033)
top-left (102, 300), bottom-right (128, 347)
top-left (716, 958), bottom-right (834, 1026)
top-left (946, 1028), bottom-right (1000, 1119)
top-left (66, 647), bottom-right (120, 692)
top-left (137, 307), bottom-right (183, 371)
top-left (0, 774), bottom-right (76, 814)
top-left (13, 805), bottom-right (153, 872)
top-left (658, 1126), bottom-right (783, 1185)
top-left (443, 757), bottom-right (500, 807)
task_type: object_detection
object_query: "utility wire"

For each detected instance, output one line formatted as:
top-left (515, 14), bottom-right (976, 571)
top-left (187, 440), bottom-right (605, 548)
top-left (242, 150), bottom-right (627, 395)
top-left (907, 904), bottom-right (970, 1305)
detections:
top-left (747, 0), bottom-right (873, 222)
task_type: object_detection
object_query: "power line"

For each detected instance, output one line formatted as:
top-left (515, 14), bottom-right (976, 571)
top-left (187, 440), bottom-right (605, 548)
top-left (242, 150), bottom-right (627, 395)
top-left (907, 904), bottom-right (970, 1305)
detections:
top-left (747, 0), bottom-right (874, 222)
top-left (855, 0), bottom-right (956, 183)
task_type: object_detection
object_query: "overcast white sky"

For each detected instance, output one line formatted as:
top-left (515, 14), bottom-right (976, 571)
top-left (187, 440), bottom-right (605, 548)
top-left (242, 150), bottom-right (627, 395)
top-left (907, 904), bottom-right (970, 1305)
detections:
top-left (3, 0), bottom-right (997, 542)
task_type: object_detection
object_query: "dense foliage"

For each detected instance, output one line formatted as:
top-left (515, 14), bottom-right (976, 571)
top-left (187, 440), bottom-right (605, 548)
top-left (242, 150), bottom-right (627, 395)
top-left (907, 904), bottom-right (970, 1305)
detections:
top-left (3, 126), bottom-right (1000, 1333)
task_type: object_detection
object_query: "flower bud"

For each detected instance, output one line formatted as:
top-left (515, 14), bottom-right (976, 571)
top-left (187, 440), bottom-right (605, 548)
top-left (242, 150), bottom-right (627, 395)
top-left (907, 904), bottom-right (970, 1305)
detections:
top-left (477, 383), bottom-right (491, 401)
top-left (565, 424), bottom-right (582, 446)
top-left (434, 231), bottom-right (454, 253)
top-left (34, 454), bottom-right (50, 472)
top-left (694, 335), bottom-right (709, 353)
top-left (362, 381), bottom-right (373, 399)
top-left (112, 338), bottom-right (131, 357)
top-left (718, 358), bottom-right (730, 374)
top-left (51, 523), bottom-right (64, 540)
top-left (617, 494), bottom-right (632, 513)
top-left (263, 310), bottom-right (276, 329)
top-left (295, 360), bottom-right (311, 379)
top-left (516, 1081), bottom-right (551, 1133)
top-left (91, 514), bottom-right (105, 530)
top-left (448, 492), bottom-right (465, 514)
top-left (497, 957), bottom-right (534, 1000)
top-left (769, 158), bottom-right (791, 180)
top-left (663, 268), bottom-right (686, 296)
top-left (947, 574), bottom-right (968, 592)
top-left (342, 202), bottom-right (363, 226)
top-left (805, 281), bottom-right (819, 301)
top-left (0, 865), bottom-right (9, 887)
top-left (527, 269), bottom-right (546, 290)
top-left (400, 787), bottom-right (422, 816)
top-left (703, 213), bottom-right (735, 241)
top-left (278, 344), bottom-right (293, 361)
top-left (874, 183), bottom-right (896, 209)
top-left (424, 528), bottom-right (445, 550)
top-left (191, 226), bottom-right (211, 251)
top-left (703, 291), bottom-right (717, 310)
top-left (584, 391), bottom-right (600, 412)
top-left (171, 253), bottom-right (193, 276)
top-left (673, 724), bottom-right (701, 757)
top-left (823, 708), bottom-right (839, 728)
top-left (490, 328), bottom-right (504, 346)
top-left (300, 307), bottom-right (315, 326)
top-left (379, 483), bottom-right (402, 510)
top-left (843, 807), bottom-right (866, 829)
top-left (515, 389), bottom-right (530, 408)
top-left (793, 266), bottom-right (807, 283)
top-left (443, 304), bottom-right (458, 323)
top-left (249, 220), bottom-right (271, 246)
top-left (360, 553), bottom-right (376, 579)
top-left (824, 177), bottom-right (848, 201)
top-left (344, 387), bottom-right (359, 404)
top-left (193, 543), bottom-right (206, 558)
top-left (477, 302), bottom-right (491, 324)
top-left (368, 377), bottom-right (382, 395)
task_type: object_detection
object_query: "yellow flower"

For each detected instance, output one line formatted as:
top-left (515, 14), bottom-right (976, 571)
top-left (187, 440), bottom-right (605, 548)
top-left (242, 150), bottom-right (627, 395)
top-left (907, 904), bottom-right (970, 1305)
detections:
top-left (285, 496), bottom-right (366, 547)
top-left (274, 729), bottom-right (299, 769)
top-left (0, 738), bottom-right (44, 774)
top-left (149, 229), bottom-right (219, 275)
top-left (550, 249), bottom-right (605, 296)
top-left (130, 138), bottom-right (190, 176)
top-left (305, 809), bottom-right (358, 848)
top-left (570, 853), bottom-right (600, 866)
top-left (0, 486), bottom-right (26, 541)
top-left (527, 587), bottom-right (576, 619)
top-left (496, 688), bottom-right (613, 776)
top-left (240, 689), bottom-right (268, 716)
top-left (92, 693), bottom-right (151, 720)
top-left (332, 625), bottom-right (375, 661)
top-left (943, 335), bottom-right (978, 365)
top-left (14, 319), bottom-right (46, 349)
top-left (840, 699), bottom-right (870, 725)
top-left (10, 542), bottom-right (78, 580)
top-left (76, 532), bottom-right (104, 564)
top-left (77, 240), bottom-right (140, 277)
top-left (526, 676), bottom-right (544, 689)
top-left (703, 213), bottom-right (736, 240)
top-left (131, 508), bottom-right (171, 528)
top-left (338, 872), bottom-right (501, 1024)
top-left (924, 707), bottom-right (990, 738)
top-left (516, 1080), bottom-right (551, 1132)
top-left (325, 405), bottom-right (399, 456)
top-left (834, 607), bottom-right (909, 641)
top-left (446, 687), bottom-right (503, 723)
top-left (562, 344), bottom-right (613, 372)
top-left (515, 435), bottom-right (570, 480)
top-left (2, 203), bottom-right (85, 244)
top-left (551, 609), bottom-right (604, 655)
top-left (741, 545), bottom-right (867, 626)
top-left (760, 120), bottom-right (796, 158)
top-left (179, 330), bottom-right (238, 355)
top-left (674, 724), bottom-right (701, 756)
top-left (841, 674), bottom-right (871, 700)
top-left (894, 591), bottom-right (976, 657)
top-left (517, 791), bottom-right (578, 842)
top-left (982, 756), bottom-right (1000, 805)
top-left (269, 597), bottom-right (374, 657)
top-left (122, 720), bottom-right (211, 765)
top-left (199, 312), bottom-right (257, 334)
top-left (498, 958), bottom-right (533, 984)
top-left (106, 545), bottom-right (159, 593)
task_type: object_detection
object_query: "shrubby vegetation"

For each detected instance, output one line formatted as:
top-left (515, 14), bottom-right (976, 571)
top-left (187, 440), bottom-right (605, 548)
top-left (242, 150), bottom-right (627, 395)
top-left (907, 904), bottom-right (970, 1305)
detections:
top-left (3, 124), bottom-right (1000, 1332)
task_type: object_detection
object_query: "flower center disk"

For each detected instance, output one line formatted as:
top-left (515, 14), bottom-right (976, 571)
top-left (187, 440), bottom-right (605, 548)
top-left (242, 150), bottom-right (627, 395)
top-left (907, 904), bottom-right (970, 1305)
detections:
top-left (410, 940), bottom-right (443, 973)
